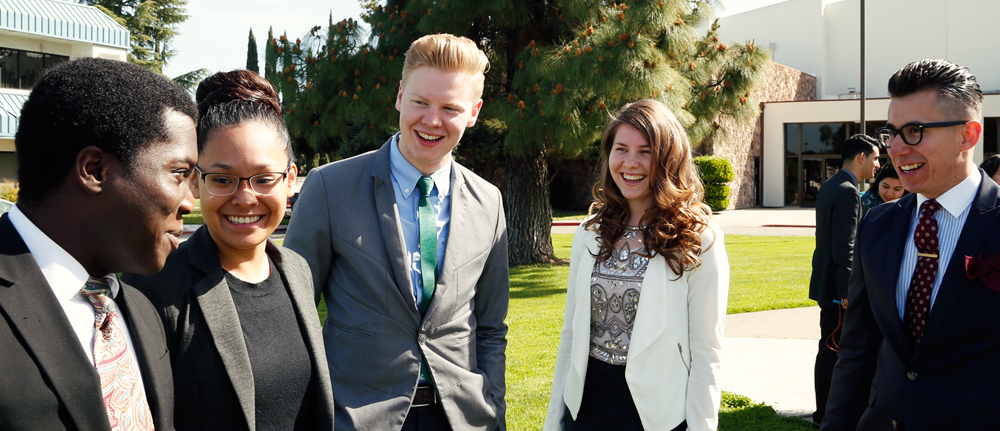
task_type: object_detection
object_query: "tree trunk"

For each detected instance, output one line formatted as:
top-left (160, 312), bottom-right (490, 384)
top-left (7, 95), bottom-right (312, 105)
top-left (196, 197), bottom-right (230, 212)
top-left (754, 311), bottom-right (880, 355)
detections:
top-left (505, 148), bottom-right (555, 266)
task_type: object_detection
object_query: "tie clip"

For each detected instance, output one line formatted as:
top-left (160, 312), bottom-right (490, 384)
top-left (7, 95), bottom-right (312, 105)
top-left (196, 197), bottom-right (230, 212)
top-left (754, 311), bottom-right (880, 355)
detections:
top-left (917, 252), bottom-right (938, 259)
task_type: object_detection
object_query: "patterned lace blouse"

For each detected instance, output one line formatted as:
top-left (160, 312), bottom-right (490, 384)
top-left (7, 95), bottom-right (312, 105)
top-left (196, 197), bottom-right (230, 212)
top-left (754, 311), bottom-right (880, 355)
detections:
top-left (589, 230), bottom-right (651, 366)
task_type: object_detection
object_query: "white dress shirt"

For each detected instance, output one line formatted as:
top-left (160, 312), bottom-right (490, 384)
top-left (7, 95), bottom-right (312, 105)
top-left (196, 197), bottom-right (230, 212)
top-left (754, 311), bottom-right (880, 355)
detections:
top-left (895, 170), bottom-right (981, 319)
top-left (7, 204), bottom-right (149, 393)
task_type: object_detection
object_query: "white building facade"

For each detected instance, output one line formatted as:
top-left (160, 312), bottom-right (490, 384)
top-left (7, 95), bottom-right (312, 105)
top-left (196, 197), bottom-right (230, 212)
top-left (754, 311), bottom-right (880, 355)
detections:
top-left (717, 0), bottom-right (1000, 206)
top-left (0, 0), bottom-right (129, 181)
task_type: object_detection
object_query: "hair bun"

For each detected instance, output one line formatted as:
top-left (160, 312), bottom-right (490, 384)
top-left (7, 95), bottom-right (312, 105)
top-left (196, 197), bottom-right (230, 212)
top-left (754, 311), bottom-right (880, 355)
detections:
top-left (195, 69), bottom-right (281, 119)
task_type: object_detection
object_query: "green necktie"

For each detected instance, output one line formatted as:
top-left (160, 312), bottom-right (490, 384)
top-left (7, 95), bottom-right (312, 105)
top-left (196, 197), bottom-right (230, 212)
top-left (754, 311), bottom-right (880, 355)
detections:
top-left (417, 176), bottom-right (437, 315)
top-left (416, 176), bottom-right (437, 384)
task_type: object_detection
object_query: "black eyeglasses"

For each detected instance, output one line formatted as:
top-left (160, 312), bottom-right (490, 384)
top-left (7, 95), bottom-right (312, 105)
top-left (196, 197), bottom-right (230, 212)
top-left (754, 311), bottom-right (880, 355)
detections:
top-left (195, 166), bottom-right (289, 196)
top-left (875, 121), bottom-right (969, 147)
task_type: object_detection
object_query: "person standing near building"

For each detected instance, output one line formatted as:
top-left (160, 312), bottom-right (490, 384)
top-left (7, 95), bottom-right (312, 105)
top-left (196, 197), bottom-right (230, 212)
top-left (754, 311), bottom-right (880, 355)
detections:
top-left (823, 59), bottom-right (1000, 429)
top-left (0, 57), bottom-right (197, 430)
top-left (284, 33), bottom-right (508, 431)
top-left (809, 134), bottom-right (880, 427)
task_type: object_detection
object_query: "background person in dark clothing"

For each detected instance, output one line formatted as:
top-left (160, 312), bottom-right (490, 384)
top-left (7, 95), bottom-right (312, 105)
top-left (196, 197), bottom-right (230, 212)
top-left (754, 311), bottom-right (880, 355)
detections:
top-left (808, 133), bottom-right (880, 427)
top-left (980, 154), bottom-right (1000, 184)
top-left (123, 70), bottom-right (334, 431)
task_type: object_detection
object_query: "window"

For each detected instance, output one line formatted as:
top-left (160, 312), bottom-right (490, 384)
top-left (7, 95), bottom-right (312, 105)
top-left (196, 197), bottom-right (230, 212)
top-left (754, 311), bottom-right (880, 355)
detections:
top-left (0, 47), bottom-right (68, 90)
top-left (784, 122), bottom-right (876, 206)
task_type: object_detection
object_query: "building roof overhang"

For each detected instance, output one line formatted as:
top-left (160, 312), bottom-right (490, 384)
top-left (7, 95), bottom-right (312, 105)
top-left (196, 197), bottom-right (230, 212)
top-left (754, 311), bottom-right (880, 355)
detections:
top-left (0, 90), bottom-right (28, 139)
top-left (0, 0), bottom-right (129, 49)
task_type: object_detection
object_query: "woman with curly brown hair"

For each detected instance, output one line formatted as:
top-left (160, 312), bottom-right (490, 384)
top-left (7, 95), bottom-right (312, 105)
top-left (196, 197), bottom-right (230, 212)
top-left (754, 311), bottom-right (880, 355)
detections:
top-left (544, 99), bottom-right (730, 431)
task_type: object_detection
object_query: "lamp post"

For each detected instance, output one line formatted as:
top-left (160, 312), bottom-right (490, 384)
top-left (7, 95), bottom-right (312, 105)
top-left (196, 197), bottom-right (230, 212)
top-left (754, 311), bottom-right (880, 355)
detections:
top-left (860, 0), bottom-right (866, 135)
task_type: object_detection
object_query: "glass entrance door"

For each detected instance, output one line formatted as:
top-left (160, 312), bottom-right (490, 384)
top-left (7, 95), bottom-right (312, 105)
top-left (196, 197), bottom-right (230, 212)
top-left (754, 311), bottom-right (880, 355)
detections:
top-left (802, 158), bottom-right (823, 206)
top-left (800, 158), bottom-right (844, 207)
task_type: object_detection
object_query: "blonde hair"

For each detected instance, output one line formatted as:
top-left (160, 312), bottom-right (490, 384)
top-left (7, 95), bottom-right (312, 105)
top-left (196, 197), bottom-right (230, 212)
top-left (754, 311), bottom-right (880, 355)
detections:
top-left (587, 99), bottom-right (712, 278)
top-left (401, 34), bottom-right (489, 99)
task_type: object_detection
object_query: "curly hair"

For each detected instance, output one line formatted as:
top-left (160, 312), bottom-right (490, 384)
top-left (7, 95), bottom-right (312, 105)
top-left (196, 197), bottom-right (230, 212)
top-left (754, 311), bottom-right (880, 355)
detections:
top-left (586, 99), bottom-right (712, 278)
top-left (16, 57), bottom-right (196, 205)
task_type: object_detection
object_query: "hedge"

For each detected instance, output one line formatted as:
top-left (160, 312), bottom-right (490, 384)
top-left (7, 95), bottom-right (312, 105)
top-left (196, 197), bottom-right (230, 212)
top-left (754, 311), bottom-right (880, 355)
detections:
top-left (693, 155), bottom-right (735, 183)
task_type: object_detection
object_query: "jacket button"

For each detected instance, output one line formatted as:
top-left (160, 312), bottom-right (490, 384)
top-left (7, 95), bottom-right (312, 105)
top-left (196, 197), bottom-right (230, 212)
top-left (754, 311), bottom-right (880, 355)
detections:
top-left (907, 371), bottom-right (918, 380)
top-left (892, 419), bottom-right (898, 429)
top-left (417, 334), bottom-right (427, 344)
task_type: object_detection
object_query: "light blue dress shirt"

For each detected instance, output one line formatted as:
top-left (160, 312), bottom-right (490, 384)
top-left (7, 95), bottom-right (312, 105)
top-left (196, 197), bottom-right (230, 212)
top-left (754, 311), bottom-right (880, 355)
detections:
top-left (895, 171), bottom-right (980, 319)
top-left (388, 133), bottom-right (451, 308)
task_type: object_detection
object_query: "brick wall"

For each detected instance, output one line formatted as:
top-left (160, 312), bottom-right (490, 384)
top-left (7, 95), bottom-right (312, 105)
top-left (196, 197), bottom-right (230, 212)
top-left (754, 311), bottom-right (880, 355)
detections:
top-left (710, 62), bottom-right (816, 208)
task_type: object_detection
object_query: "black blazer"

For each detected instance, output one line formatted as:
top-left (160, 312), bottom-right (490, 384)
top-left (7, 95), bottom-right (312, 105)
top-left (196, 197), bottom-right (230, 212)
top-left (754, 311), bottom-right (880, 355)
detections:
top-left (0, 214), bottom-right (174, 431)
top-left (809, 169), bottom-right (860, 307)
top-left (823, 170), bottom-right (1000, 430)
top-left (122, 226), bottom-right (334, 431)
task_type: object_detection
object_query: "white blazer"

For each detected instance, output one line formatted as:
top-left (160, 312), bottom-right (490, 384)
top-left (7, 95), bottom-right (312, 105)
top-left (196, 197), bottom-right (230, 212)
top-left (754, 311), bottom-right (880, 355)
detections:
top-left (544, 221), bottom-right (729, 431)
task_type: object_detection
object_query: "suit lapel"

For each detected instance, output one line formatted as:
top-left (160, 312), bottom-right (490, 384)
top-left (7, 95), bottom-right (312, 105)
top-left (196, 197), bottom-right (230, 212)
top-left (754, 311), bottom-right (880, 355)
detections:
top-left (114, 284), bottom-right (168, 424)
top-left (920, 174), bottom-right (1000, 355)
top-left (873, 195), bottom-right (917, 354)
top-left (424, 166), bottom-right (467, 322)
top-left (0, 216), bottom-right (109, 430)
top-left (186, 228), bottom-right (256, 429)
top-left (371, 142), bottom-right (421, 317)
top-left (270, 243), bottom-right (335, 424)
top-left (628, 254), bottom-right (672, 360)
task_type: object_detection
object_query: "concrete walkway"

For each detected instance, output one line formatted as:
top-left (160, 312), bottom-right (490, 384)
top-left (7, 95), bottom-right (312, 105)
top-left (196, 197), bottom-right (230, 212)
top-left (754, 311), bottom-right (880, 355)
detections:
top-left (555, 206), bottom-right (821, 418)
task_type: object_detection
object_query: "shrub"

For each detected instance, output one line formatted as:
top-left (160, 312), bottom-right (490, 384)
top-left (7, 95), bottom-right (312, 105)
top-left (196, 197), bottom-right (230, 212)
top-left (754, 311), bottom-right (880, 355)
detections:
top-left (704, 183), bottom-right (731, 199)
top-left (694, 155), bottom-right (735, 183)
top-left (693, 156), bottom-right (734, 212)
top-left (0, 182), bottom-right (16, 202)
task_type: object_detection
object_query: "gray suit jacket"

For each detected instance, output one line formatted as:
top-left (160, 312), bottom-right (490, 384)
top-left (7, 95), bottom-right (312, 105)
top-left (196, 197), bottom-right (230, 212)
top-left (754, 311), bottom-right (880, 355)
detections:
top-left (0, 214), bottom-right (175, 431)
top-left (809, 169), bottom-right (860, 307)
top-left (285, 140), bottom-right (509, 431)
top-left (123, 226), bottom-right (335, 431)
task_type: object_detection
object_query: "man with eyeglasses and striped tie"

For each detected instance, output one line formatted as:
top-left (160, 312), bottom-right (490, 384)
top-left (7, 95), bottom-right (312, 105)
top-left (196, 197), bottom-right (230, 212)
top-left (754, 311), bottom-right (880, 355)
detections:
top-left (823, 59), bottom-right (1000, 430)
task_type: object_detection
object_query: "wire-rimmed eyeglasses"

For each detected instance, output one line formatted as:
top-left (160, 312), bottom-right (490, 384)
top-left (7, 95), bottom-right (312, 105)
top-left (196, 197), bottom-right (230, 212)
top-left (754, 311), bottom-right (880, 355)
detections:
top-left (195, 166), bottom-right (289, 196)
top-left (875, 121), bottom-right (969, 147)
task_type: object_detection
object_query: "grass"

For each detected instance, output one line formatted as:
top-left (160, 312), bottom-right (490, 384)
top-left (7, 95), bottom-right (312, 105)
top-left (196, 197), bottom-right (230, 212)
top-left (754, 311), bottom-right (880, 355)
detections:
top-left (552, 209), bottom-right (588, 221)
top-left (305, 233), bottom-right (815, 430)
top-left (725, 235), bottom-right (817, 313)
top-left (719, 393), bottom-right (815, 430)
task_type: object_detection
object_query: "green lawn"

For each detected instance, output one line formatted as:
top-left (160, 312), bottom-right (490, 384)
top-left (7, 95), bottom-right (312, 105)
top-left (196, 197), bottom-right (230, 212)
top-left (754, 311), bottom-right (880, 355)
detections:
top-left (308, 233), bottom-right (815, 430)
top-left (504, 233), bottom-right (815, 429)
top-left (725, 235), bottom-right (816, 313)
top-left (551, 210), bottom-right (587, 221)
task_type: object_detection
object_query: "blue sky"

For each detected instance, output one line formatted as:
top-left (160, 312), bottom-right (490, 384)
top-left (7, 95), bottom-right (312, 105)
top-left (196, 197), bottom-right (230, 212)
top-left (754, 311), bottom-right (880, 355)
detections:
top-left (163, 0), bottom-right (789, 79)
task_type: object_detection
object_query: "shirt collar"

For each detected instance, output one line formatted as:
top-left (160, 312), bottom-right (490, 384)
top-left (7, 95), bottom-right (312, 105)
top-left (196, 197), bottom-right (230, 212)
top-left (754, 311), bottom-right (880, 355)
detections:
top-left (915, 169), bottom-right (981, 218)
top-left (841, 168), bottom-right (858, 185)
top-left (389, 132), bottom-right (452, 199)
top-left (7, 204), bottom-right (120, 299)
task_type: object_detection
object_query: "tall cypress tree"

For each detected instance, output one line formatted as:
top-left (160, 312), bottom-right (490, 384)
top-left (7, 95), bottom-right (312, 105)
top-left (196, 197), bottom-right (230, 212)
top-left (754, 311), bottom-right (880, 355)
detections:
top-left (247, 28), bottom-right (259, 73)
top-left (268, 0), bottom-right (769, 265)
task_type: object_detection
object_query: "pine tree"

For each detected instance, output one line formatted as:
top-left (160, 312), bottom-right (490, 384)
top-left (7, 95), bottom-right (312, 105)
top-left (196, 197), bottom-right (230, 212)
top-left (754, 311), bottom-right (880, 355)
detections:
top-left (268, 0), bottom-right (769, 265)
top-left (247, 28), bottom-right (259, 73)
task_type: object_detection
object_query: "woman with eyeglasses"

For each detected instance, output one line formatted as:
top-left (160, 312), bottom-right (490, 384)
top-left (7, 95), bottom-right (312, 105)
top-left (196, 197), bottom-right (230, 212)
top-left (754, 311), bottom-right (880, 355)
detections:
top-left (123, 70), bottom-right (334, 430)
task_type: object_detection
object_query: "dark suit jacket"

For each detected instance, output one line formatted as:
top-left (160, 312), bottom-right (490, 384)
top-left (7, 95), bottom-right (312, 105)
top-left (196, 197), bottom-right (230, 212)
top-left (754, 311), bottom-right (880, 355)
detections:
top-left (810, 169), bottom-right (860, 307)
top-left (823, 170), bottom-right (1000, 430)
top-left (122, 226), bottom-right (335, 431)
top-left (285, 140), bottom-right (509, 431)
top-left (0, 214), bottom-right (174, 431)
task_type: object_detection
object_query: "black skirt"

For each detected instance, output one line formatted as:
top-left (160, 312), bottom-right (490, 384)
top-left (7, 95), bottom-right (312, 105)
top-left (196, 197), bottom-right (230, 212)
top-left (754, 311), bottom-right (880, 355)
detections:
top-left (564, 357), bottom-right (686, 431)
